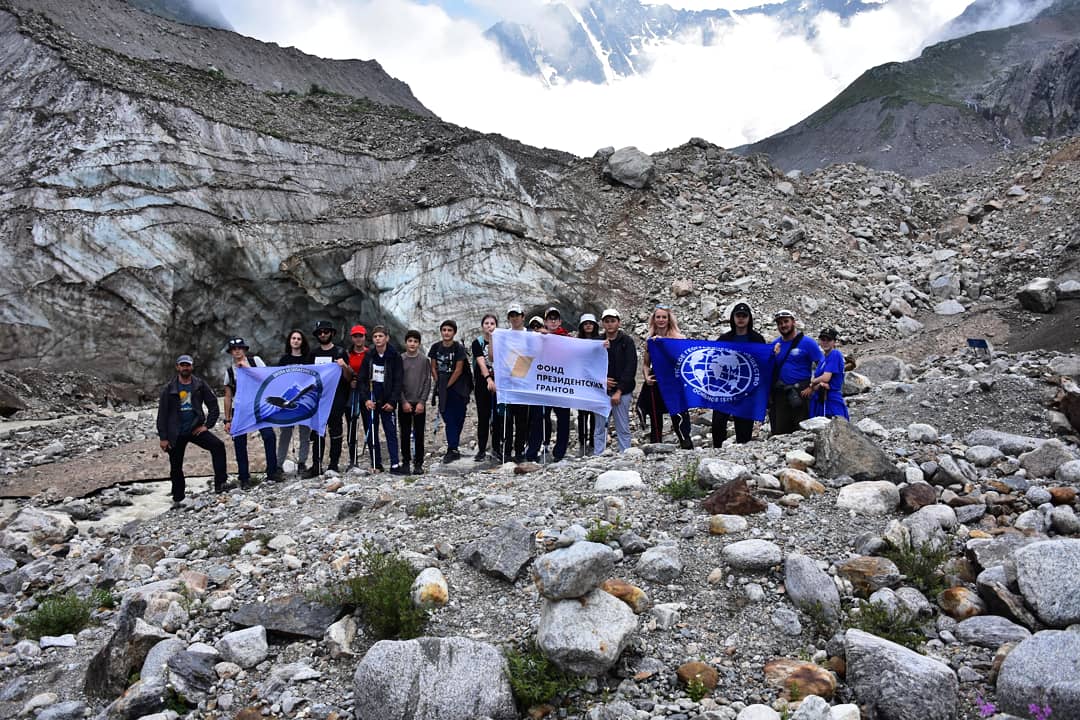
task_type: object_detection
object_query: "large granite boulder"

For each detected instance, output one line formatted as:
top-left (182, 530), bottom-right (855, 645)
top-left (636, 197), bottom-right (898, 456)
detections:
top-left (997, 631), bottom-right (1080, 719)
top-left (814, 420), bottom-right (903, 483)
top-left (1014, 539), bottom-right (1080, 627)
top-left (602, 147), bottom-right (654, 189)
top-left (537, 588), bottom-right (638, 676)
top-left (845, 629), bottom-right (957, 720)
top-left (353, 637), bottom-right (516, 720)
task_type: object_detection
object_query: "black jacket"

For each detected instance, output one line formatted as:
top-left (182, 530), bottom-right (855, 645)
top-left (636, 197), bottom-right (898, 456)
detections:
top-left (157, 375), bottom-right (220, 445)
top-left (717, 328), bottom-right (767, 344)
top-left (606, 331), bottom-right (638, 395)
top-left (358, 345), bottom-right (404, 408)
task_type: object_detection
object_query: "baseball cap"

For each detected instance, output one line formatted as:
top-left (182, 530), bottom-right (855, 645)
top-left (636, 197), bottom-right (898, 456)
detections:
top-left (350, 324), bottom-right (367, 336)
top-left (226, 337), bottom-right (248, 352)
top-left (579, 313), bottom-right (597, 326)
top-left (528, 315), bottom-right (544, 327)
top-left (773, 309), bottom-right (796, 320)
top-left (732, 302), bottom-right (752, 316)
top-left (818, 327), bottom-right (838, 340)
top-left (176, 354), bottom-right (194, 365)
top-left (507, 303), bottom-right (524, 316)
top-left (601, 308), bottom-right (620, 320)
top-left (545, 306), bottom-right (561, 319)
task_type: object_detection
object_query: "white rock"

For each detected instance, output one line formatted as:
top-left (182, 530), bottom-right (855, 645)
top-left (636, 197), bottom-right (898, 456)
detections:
top-left (836, 481), bottom-right (900, 515)
top-left (594, 470), bottom-right (644, 491)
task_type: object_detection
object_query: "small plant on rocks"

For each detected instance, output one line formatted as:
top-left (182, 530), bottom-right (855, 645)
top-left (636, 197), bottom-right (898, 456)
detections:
top-left (585, 516), bottom-right (622, 543)
top-left (325, 543), bottom-right (428, 640)
top-left (846, 599), bottom-right (925, 651)
top-left (881, 539), bottom-right (950, 596)
top-left (15, 592), bottom-right (95, 639)
top-left (685, 676), bottom-right (708, 702)
top-left (504, 640), bottom-right (580, 709)
top-left (659, 459), bottom-right (705, 501)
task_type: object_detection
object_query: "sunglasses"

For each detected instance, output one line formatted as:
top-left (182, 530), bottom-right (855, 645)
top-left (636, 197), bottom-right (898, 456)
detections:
top-left (316, 330), bottom-right (332, 335)
top-left (654, 304), bottom-right (671, 310)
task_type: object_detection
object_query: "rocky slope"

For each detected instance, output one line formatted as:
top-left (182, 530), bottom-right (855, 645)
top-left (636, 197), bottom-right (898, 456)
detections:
top-left (742, 0), bottom-right (1080, 175)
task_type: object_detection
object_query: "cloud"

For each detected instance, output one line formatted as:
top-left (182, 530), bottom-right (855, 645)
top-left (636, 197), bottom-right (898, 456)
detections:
top-left (219, 0), bottom-right (984, 156)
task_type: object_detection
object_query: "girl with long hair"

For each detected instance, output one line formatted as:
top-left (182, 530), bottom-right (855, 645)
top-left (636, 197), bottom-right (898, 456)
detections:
top-left (640, 304), bottom-right (693, 449)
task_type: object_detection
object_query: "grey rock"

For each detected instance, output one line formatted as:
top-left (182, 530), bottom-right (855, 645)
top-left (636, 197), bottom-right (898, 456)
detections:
top-left (461, 518), bottom-right (534, 582)
top-left (790, 695), bottom-right (830, 720)
top-left (814, 419), bottom-right (903, 483)
top-left (139, 638), bottom-right (186, 685)
top-left (934, 299), bottom-right (965, 315)
top-left (697, 459), bottom-right (751, 488)
top-left (37, 701), bottom-right (87, 720)
top-left (0, 676), bottom-right (29, 702)
top-left (100, 678), bottom-right (167, 720)
top-left (784, 553), bottom-right (841, 625)
top-left (635, 544), bottom-right (683, 584)
top-left (967, 534), bottom-right (1041, 570)
top-left (1050, 356), bottom-right (1080, 378)
top-left (0, 506), bottom-right (77, 554)
top-left (353, 637), bottom-right (516, 720)
top-left (770, 606), bottom-right (803, 636)
top-left (965, 429), bottom-right (1042, 456)
top-left (894, 315), bottom-right (924, 336)
top-left (228, 594), bottom-right (343, 638)
top-left (1017, 277), bottom-right (1058, 313)
top-left (997, 631), bottom-right (1080, 719)
top-left (532, 541), bottom-right (615, 600)
top-left (618, 531), bottom-right (649, 554)
top-left (929, 274), bottom-right (961, 299)
top-left (1019, 439), bottom-right (1076, 479)
top-left (845, 629), bottom-right (957, 720)
top-left (721, 539), bottom-right (782, 571)
top-left (166, 650), bottom-right (216, 702)
top-left (965, 445), bottom-right (1004, 467)
top-left (537, 588), bottom-right (638, 675)
top-left (1014, 539), bottom-right (1080, 627)
top-left (215, 626), bottom-right (268, 668)
top-left (1057, 459), bottom-right (1080, 484)
top-left (1050, 505), bottom-right (1080, 535)
top-left (836, 481), bottom-right (900, 515)
top-left (603, 147), bottom-right (654, 189)
top-left (1058, 282), bottom-right (1080, 301)
top-left (954, 504), bottom-right (986, 524)
top-left (84, 599), bottom-right (165, 700)
top-left (895, 587), bottom-right (933, 618)
top-left (907, 423), bottom-right (939, 442)
top-left (954, 615), bottom-right (1031, 648)
top-left (737, 706), bottom-right (781, 720)
top-left (649, 602), bottom-right (682, 630)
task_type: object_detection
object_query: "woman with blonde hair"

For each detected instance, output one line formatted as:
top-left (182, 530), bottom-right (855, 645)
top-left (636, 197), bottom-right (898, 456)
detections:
top-left (640, 304), bottom-right (693, 449)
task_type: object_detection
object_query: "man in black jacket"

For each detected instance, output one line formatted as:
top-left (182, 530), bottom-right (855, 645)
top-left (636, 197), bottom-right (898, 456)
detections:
top-left (157, 354), bottom-right (228, 502)
top-left (359, 326), bottom-right (405, 473)
top-left (712, 301), bottom-right (767, 445)
top-left (594, 308), bottom-right (637, 453)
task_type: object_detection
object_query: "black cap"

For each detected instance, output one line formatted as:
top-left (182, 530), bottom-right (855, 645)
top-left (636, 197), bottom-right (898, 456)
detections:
top-left (732, 302), bottom-right (752, 316)
top-left (818, 327), bottom-right (838, 340)
top-left (313, 320), bottom-right (335, 334)
top-left (225, 337), bottom-right (248, 352)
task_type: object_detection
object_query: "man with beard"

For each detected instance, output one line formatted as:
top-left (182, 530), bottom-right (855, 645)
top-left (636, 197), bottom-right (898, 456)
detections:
top-left (157, 354), bottom-right (228, 502)
top-left (769, 309), bottom-right (824, 435)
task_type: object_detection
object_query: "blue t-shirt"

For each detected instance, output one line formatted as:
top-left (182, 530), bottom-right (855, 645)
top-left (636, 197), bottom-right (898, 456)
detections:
top-left (771, 334), bottom-right (825, 385)
top-left (810, 350), bottom-right (849, 419)
top-left (178, 381), bottom-right (196, 435)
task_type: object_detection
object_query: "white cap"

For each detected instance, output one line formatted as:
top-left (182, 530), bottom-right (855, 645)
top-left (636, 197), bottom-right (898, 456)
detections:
top-left (579, 313), bottom-right (597, 325)
top-left (507, 303), bottom-right (524, 316)
top-left (528, 315), bottom-right (544, 327)
top-left (601, 308), bottom-right (620, 319)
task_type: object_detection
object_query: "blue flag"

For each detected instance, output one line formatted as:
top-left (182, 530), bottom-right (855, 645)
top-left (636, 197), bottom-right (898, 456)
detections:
top-left (647, 338), bottom-right (775, 421)
top-left (230, 364), bottom-right (342, 436)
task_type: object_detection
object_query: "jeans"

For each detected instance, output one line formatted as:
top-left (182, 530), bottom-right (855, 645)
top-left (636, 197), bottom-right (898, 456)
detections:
top-left (441, 391), bottom-right (467, 451)
top-left (594, 392), bottom-right (632, 454)
top-left (276, 425), bottom-right (310, 467)
top-left (233, 427), bottom-right (277, 483)
top-left (168, 430), bottom-right (227, 501)
top-left (367, 406), bottom-right (400, 468)
top-left (398, 408), bottom-right (426, 466)
top-left (527, 406), bottom-right (570, 461)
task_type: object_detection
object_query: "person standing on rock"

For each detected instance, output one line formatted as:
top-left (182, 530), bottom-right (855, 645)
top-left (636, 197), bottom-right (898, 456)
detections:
top-left (346, 325), bottom-right (368, 469)
top-left (305, 320), bottom-right (353, 476)
top-left (275, 329), bottom-right (311, 475)
top-left (576, 313), bottom-right (600, 456)
top-left (157, 354), bottom-right (227, 501)
top-left (769, 309), bottom-right (824, 435)
top-left (471, 314), bottom-right (502, 462)
top-left (398, 329), bottom-right (431, 474)
top-left (712, 301), bottom-right (767, 445)
top-left (594, 308), bottom-right (637, 454)
top-left (223, 337), bottom-right (280, 487)
top-left (806, 327), bottom-right (850, 420)
top-left (640, 304), bottom-right (693, 449)
top-left (528, 306), bottom-right (571, 462)
top-left (359, 326), bottom-right (405, 473)
top-left (501, 305), bottom-right (530, 463)
top-left (428, 319), bottom-right (472, 464)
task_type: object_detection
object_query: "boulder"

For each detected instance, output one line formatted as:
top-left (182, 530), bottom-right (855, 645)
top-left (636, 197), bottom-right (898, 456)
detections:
top-left (778, 468), bottom-right (825, 497)
top-left (227, 594), bottom-right (342, 638)
top-left (937, 586), bottom-right (985, 620)
top-left (600, 578), bottom-right (650, 614)
top-left (602, 147), bottom-right (654, 189)
top-left (676, 661), bottom-right (719, 690)
top-left (838, 556), bottom-right (901, 596)
top-left (166, 651), bottom-right (216, 703)
top-left (855, 355), bottom-right (910, 383)
top-left (635, 544), bottom-right (682, 584)
top-left (836, 481), bottom-right (900, 515)
top-left (461, 518), bottom-right (533, 582)
top-left (708, 514), bottom-right (749, 534)
top-left (698, 459), bottom-right (751, 487)
top-left (84, 598), bottom-right (166, 699)
top-left (411, 567), bottom-right (449, 609)
top-left (532, 541), bottom-right (615, 600)
top-left (784, 553), bottom-right (841, 625)
top-left (722, 540), bottom-right (782, 572)
top-left (702, 477), bottom-right (766, 515)
top-left (215, 626), bottom-right (268, 669)
top-left (814, 420), bottom-right (902, 483)
top-left (1017, 277), bottom-right (1058, 313)
top-left (353, 637), bottom-right (516, 720)
top-left (899, 483), bottom-right (937, 512)
top-left (997, 631), bottom-right (1080, 718)
top-left (537, 588), bottom-right (638, 675)
top-left (764, 658), bottom-right (836, 699)
top-left (594, 470), bottom-right (644, 491)
top-left (1019, 439), bottom-right (1076, 479)
top-left (964, 429), bottom-right (1042, 456)
top-left (0, 507), bottom-right (77, 555)
top-left (845, 629), bottom-right (957, 720)
top-left (954, 615), bottom-right (1031, 648)
top-left (1014, 539), bottom-right (1080, 627)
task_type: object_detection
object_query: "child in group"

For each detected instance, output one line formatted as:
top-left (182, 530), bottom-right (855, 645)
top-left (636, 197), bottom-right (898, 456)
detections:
top-left (358, 326), bottom-right (405, 473)
top-left (222, 336), bottom-right (280, 486)
top-left (471, 314), bottom-right (502, 462)
top-left (399, 329), bottom-right (432, 474)
top-left (428, 320), bottom-right (472, 463)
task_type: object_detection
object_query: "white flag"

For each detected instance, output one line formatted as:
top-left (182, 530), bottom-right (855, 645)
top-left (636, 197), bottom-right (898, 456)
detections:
top-left (491, 329), bottom-right (611, 416)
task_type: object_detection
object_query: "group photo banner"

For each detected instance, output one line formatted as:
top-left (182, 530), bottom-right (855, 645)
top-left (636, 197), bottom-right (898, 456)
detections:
top-left (230, 363), bottom-right (342, 436)
top-left (492, 329), bottom-right (611, 417)
top-left (647, 338), bottom-right (775, 421)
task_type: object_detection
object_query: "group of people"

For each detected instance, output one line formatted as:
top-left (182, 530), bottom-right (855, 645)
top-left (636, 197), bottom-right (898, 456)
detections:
top-left (156, 302), bottom-right (849, 502)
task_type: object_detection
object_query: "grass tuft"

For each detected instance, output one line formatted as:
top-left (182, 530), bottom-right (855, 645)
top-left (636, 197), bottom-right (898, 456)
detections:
top-left (504, 640), bottom-right (580, 709)
top-left (659, 459), bottom-right (705, 501)
top-left (15, 592), bottom-right (96, 639)
top-left (881, 539), bottom-right (949, 596)
top-left (846, 599), bottom-right (925, 651)
top-left (323, 543), bottom-right (429, 640)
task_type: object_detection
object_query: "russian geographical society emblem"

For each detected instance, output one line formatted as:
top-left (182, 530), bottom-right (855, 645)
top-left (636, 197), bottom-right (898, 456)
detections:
top-left (678, 346), bottom-right (761, 402)
top-left (253, 367), bottom-right (323, 425)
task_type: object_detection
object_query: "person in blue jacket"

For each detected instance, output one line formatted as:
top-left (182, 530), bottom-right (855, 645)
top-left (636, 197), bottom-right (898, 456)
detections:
top-left (769, 309), bottom-right (824, 435)
top-left (805, 327), bottom-right (850, 420)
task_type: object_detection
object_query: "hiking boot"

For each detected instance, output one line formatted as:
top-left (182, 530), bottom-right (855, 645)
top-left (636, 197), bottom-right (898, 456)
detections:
top-left (239, 478), bottom-right (250, 490)
top-left (301, 466), bottom-right (320, 479)
top-left (390, 464), bottom-right (407, 476)
top-left (442, 449), bottom-right (460, 464)
top-left (473, 450), bottom-right (487, 462)
top-left (679, 438), bottom-right (694, 450)
top-left (412, 463), bottom-right (423, 474)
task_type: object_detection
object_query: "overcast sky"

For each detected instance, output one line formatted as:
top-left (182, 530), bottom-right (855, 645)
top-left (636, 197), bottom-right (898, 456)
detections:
top-left (215, 0), bottom-right (1015, 156)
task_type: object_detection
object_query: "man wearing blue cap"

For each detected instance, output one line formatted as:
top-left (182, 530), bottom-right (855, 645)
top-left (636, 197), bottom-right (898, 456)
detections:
top-left (157, 354), bottom-right (228, 502)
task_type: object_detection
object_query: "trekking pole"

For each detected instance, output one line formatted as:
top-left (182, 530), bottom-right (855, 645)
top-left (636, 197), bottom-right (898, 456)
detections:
top-left (502, 404), bottom-right (510, 464)
top-left (369, 380), bottom-right (377, 470)
top-left (348, 384), bottom-right (360, 469)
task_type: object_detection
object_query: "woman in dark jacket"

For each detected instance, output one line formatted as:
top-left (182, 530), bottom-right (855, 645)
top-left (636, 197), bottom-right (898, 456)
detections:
top-left (712, 301), bottom-right (766, 445)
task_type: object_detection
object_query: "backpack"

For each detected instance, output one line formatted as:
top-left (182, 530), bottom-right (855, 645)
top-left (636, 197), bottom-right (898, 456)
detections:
top-left (226, 354), bottom-right (257, 392)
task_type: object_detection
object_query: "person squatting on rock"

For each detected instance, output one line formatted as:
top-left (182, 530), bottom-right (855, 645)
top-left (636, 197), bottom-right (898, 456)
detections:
top-left (428, 319), bottom-right (472, 464)
top-left (358, 325), bottom-right (405, 473)
top-left (528, 307), bottom-right (572, 462)
top-left (639, 304), bottom-right (693, 449)
top-left (157, 354), bottom-right (227, 501)
top-left (471, 314), bottom-right (502, 462)
top-left (806, 327), bottom-right (850, 421)
top-left (223, 337), bottom-right (280, 487)
top-left (594, 308), bottom-right (637, 454)
top-left (769, 309), bottom-right (824, 435)
top-left (712, 301), bottom-right (766, 445)
top-left (576, 313), bottom-right (600, 456)
top-left (345, 325), bottom-right (368, 468)
top-left (275, 329), bottom-right (311, 473)
top-left (398, 329), bottom-right (431, 475)
top-left (305, 320), bottom-right (353, 476)
top-left (499, 304), bottom-right (530, 463)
